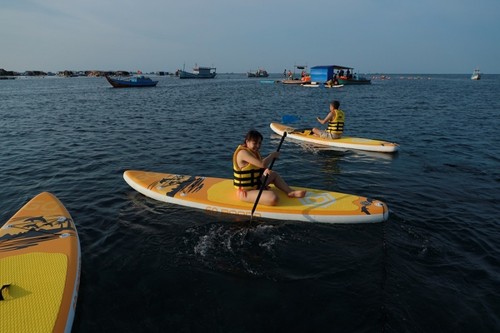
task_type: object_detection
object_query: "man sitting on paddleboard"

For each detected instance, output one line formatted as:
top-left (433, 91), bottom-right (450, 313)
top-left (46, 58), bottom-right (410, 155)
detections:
top-left (312, 100), bottom-right (345, 139)
top-left (233, 130), bottom-right (306, 206)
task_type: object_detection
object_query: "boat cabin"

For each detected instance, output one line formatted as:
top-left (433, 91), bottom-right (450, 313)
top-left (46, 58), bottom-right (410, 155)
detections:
top-left (310, 65), bottom-right (354, 83)
top-left (194, 66), bottom-right (216, 75)
top-left (311, 65), bottom-right (370, 85)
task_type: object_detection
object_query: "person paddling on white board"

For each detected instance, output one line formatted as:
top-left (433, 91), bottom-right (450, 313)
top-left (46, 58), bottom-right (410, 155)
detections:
top-left (312, 100), bottom-right (345, 139)
top-left (233, 130), bottom-right (306, 206)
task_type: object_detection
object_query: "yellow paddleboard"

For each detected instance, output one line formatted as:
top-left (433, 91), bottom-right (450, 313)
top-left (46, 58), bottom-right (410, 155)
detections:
top-left (270, 122), bottom-right (399, 153)
top-left (124, 170), bottom-right (389, 224)
top-left (0, 192), bottom-right (81, 333)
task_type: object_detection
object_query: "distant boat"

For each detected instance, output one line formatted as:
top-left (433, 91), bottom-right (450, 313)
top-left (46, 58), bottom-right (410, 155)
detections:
top-left (310, 65), bottom-right (371, 85)
top-left (281, 78), bottom-right (305, 85)
top-left (336, 66), bottom-right (371, 85)
top-left (471, 68), bottom-right (481, 80)
top-left (282, 65), bottom-right (308, 84)
top-left (302, 82), bottom-right (344, 88)
top-left (247, 69), bottom-right (269, 78)
top-left (105, 75), bottom-right (158, 88)
top-left (337, 73), bottom-right (371, 85)
top-left (178, 65), bottom-right (216, 79)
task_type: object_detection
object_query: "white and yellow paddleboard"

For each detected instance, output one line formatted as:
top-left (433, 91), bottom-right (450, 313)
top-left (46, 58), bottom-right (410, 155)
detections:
top-left (124, 170), bottom-right (389, 224)
top-left (0, 192), bottom-right (81, 333)
top-left (270, 122), bottom-right (399, 153)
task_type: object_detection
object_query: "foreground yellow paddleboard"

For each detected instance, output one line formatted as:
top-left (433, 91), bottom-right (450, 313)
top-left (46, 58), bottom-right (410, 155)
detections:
top-left (124, 170), bottom-right (389, 224)
top-left (270, 122), bottom-right (399, 153)
top-left (0, 192), bottom-right (81, 333)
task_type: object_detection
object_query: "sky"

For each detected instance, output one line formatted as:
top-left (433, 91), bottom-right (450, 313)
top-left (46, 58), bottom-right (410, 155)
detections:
top-left (1, 0), bottom-right (499, 74)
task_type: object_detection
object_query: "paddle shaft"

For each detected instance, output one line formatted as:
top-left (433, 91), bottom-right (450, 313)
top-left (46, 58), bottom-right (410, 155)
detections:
top-left (250, 132), bottom-right (287, 220)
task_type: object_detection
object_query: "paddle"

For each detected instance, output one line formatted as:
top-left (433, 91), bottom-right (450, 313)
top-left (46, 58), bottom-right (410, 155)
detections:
top-left (250, 131), bottom-right (287, 222)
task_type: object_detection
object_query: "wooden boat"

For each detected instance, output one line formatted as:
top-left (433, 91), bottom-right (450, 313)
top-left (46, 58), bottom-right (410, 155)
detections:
top-left (105, 75), bottom-right (158, 88)
top-left (247, 69), bottom-right (269, 78)
top-left (471, 68), bottom-right (481, 80)
top-left (282, 79), bottom-right (306, 85)
top-left (282, 65), bottom-right (309, 84)
top-left (178, 65), bottom-right (216, 79)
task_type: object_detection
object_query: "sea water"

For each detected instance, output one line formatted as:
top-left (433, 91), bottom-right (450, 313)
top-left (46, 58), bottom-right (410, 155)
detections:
top-left (0, 74), bottom-right (499, 332)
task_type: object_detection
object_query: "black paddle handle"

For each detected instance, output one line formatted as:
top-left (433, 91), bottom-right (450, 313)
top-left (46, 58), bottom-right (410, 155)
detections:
top-left (250, 132), bottom-right (287, 218)
top-left (265, 131), bottom-right (286, 172)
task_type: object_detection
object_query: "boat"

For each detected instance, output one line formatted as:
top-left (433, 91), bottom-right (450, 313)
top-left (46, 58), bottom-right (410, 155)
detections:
top-left (105, 75), bottom-right (158, 88)
top-left (337, 71), bottom-right (371, 85)
top-left (282, 78), bottom-right (305, 85)
top-left (302, 82), bottom-right (344, 88)
top-left (270, 122), bottom-right (399, 153)
top-left (471, 68), bottom-right (481, 80)
top-left (247, 69), bottom-right (269, 78)
top-left (282, 65), bottom-right (310, 84)
top-left (178, 65), bottom-right (216, 79)
top-left (310, 65), bottom-right (370, 85)
top-left (123, 170), bottom-right (389, 224)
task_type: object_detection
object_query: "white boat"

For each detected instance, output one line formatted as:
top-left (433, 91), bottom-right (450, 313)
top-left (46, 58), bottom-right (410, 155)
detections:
top-left (471, 68), bottom-right (481, 80)
top-left (178, 65), bottom-right (216, 79)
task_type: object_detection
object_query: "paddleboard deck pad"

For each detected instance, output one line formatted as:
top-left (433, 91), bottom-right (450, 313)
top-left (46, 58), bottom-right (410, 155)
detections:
top-left (0, 192), bottom-right (80, 333)
top-left (270, 122), bottom-right (399, 153)
top-left (124, 170), bottom-right (389, 224)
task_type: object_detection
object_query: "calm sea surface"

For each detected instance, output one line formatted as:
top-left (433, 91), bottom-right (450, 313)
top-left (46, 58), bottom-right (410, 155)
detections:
top-left (1, 74), bottom-right (499, 332)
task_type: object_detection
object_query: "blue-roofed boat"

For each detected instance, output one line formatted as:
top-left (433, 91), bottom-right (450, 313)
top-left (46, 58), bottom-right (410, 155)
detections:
top-left (310, 65), bottom-right (371, 85)
top-left (105, 75), bottom-right (158, 88)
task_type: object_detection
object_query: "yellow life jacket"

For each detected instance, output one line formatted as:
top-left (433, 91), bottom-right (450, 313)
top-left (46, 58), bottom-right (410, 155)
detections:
top-left (233, 145), bottom-right (264, 190)
top-left (327, 109), bottom-right (345, 134)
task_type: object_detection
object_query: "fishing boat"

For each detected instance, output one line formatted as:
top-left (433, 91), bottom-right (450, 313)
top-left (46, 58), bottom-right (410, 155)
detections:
top-left (105, 75), bottom-right (158, 88)
top-left (247, 69), bottom-right (269, 78)
top-left (471, 68), bottom-right (481, 80)
top-left (178, 65), bottom-right (216, 79)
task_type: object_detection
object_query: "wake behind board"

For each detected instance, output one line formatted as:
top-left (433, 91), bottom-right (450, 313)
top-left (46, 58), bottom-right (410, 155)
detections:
top-left (270, 122), bottom-right (399, 153)
top-left (123, 170), bottom-right (389, 224)
top-left (0, 192), bottom-right (80, 333)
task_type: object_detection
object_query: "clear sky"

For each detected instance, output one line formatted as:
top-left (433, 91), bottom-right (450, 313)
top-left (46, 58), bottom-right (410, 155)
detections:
top-left (2, 0), bottom-right (499, 74)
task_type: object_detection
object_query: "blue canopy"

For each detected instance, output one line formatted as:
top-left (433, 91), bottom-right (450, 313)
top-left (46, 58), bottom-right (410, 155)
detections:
top-left (310, 65), bottom-right (353, 83)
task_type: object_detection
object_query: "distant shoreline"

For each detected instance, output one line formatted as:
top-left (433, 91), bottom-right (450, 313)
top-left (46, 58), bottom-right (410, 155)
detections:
top-left (1, 68), bottom-right (497, 77)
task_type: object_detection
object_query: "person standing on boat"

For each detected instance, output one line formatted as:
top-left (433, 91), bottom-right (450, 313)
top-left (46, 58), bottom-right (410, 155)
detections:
top-left (233, 130), bottom-right (306, 206)
top-left (312, 100), bottom-right (345, 139)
